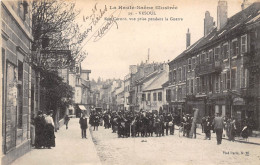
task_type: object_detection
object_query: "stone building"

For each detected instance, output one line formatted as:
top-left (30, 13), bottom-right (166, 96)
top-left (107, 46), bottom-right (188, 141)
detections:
top-left (168, 1), bottom-right (260, 129)
top-left (1, 1), bottom-right (37, 164)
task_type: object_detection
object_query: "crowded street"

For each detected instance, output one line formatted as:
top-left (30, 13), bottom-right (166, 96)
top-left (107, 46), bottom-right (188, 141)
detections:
top-left (2, 0), bottom-right (260, 165)
top-left (11, 118), bottom-right (260, 165)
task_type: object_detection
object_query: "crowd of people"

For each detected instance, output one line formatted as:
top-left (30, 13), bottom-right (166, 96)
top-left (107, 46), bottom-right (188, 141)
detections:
top-left (90, 110), bottom-right (190, 138)
top-left (89, 109), bottom-right (253, 145)
top-left (33, 110), bottom-right (56, 149)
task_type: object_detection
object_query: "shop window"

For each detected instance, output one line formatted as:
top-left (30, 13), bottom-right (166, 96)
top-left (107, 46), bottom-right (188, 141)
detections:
top-left (241, 35), bottom-right (247, 54)
top-left (17, 61), bottom-right (23, 128)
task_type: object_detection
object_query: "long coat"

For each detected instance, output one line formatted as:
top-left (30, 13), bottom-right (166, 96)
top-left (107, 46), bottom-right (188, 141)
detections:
top-left (34, 116), bottom-right (46, 148)
top-left (79, 117), bottom-right (88, 129)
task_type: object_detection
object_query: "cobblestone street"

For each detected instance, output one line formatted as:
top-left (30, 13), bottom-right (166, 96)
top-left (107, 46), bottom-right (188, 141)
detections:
top-left (90, 125), bottom-right (260, 165)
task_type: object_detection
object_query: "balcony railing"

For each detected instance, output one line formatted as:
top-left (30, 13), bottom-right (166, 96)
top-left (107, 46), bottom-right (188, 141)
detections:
top-left (195, 61), bottom-right (222, 76)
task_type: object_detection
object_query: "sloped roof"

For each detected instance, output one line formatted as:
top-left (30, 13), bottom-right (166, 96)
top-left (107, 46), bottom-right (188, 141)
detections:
top-left (143, 70), bottom-right (168, 91)
top-left (170, 2), bottom-right (260, 64)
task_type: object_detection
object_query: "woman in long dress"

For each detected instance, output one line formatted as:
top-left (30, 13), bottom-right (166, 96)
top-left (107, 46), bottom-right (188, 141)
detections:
top-left (34, 111), bottom-right (46, 149)
top-left (45, 110), bottom-right (55, 149)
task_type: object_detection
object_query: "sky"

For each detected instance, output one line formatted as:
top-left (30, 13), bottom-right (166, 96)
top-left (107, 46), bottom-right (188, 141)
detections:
top-left (74, 0), bottom-right (252, 81)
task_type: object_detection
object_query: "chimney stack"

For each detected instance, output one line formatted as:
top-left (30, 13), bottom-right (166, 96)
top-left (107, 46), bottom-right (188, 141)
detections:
top-left (186, 28), bottom-right (191, 48)
top-left (241, 0), bottom-right (251, 10)
top-left (204, 11), bottom-right (214, 37)
top-left (217, 0), bottom-right (228, 31)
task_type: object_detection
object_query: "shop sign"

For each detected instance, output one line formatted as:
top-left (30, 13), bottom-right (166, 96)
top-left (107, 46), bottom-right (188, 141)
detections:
top-left (233, 97), bottom-right (245, 105)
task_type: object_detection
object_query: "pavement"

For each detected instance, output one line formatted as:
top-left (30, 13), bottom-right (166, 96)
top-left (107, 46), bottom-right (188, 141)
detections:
top-left (11, 118), bottom-right (101, 165)
top-left (90, 124), bottom-right (260, 165)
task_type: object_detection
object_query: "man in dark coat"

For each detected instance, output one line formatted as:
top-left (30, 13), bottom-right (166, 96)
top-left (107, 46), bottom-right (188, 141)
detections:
top-left (34, 111), bottom-right (46, 149)
top-left (213, 113), bottom-right (224, 145)
top-left (79, 114), bottom-right (88, 138)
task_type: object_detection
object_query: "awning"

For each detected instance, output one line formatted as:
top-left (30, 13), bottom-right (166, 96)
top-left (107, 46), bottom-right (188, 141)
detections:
top-left (78, 105), bottom-right (87, 111)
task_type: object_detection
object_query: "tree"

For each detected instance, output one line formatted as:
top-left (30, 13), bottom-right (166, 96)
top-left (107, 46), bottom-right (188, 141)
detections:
top-left (40, 69), bottom-right (74, 118)
top-left (32, 0), bottom-right (87, 70)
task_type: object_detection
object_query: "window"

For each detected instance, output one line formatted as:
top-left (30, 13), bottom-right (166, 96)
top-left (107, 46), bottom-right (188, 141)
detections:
top-left (231, 39), bottom-right (239, 57)
top-left (209, 50), bottom-right (213, 62)
top-left (196, 77), bottom-right (200, 93)
top-left (169, 70), bottom-right (173, 83)
top-left (209, 75), bottom-right (213, 92)
top-left (227, 70), bottom-right (231, 89)
top-left (173, 70), bottom-right (176, 83)
top-left (182, 66), bottom-right (186, 81)
top-left (178, 88), bottom-right (182, 100)
top-left (205, 52), bottom-right (209, 62)
top-left (223, 43), bottom-right (229, 59)
top-left (190, 79), bottom-right (194, 94)
top-left (221, 73), bottom-right (227, 90)
top-left (231, 68), bottom-right (237, 90)
top-left (178, 68), bottom-right (182, 82)
top-left (241, 35), bottom-right (247, 53)
top-left (196, 55), bottom-right (200, 65)
top-left (215, 74), bottom-right (220, 93)
top-left (188, 58), bottom-right (191, 70)
top-left (148, 93), bottom-right (151, 101)
top-left (158, 92), bottom-right (162, 101)
top-left (187, 79), bottom-right (190, 93)
top-left (215, 47), bottom-right (220, 61)
top-left (166, 89), bottom-right (171, 102)
top-left (192, 57), bottom-right (196, 70)
top-left (201, 76), bottom-right (206, 93)
top-left (240, 67), bottom-right (248, 88)
top-left (201, 53), bottom-right (205, 63)
top-left (153, 93), bottom-right (157, 101)
top-left (142, 94), bottom-right (146, 101)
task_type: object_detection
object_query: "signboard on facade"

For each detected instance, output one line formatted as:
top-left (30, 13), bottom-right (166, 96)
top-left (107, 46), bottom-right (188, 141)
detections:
top-left (233, 97), bottom-right (245, 105)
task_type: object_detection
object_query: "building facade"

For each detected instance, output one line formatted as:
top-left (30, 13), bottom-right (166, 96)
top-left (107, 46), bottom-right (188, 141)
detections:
top-left (168, 1), bottom-right (260, 129)
top-left (1, 0), bottom-right (36, 164)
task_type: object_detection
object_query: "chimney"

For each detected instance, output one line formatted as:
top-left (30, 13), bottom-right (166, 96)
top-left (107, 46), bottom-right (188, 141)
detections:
top-left (217, 0), bottom-right (228, 31)
top-left (241, 0), bottom-right (251, 10)
top-left (204, 11), bottom-right (214, 37)
top-left (186, 28), bottom-right (191, 48)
